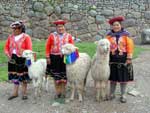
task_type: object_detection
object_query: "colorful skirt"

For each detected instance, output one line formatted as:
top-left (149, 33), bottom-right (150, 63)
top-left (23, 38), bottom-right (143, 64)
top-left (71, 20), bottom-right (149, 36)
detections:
top-left (46, 54), bottom-right (66, 81)
top-left (8, 54), bottom-right (30, 83)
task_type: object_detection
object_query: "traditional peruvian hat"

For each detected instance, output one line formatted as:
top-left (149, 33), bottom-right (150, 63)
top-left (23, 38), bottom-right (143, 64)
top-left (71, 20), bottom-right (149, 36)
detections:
top-left (52, 19), bottom-right (67, 25)
top-left (10, 21), bottom-right (24, 29)
top-left (108, 16), bottom-right (125, 25)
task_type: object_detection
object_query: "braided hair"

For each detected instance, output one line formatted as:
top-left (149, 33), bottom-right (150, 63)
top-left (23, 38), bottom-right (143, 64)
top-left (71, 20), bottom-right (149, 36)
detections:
top-left (19, 21), bottom-right (26, 33)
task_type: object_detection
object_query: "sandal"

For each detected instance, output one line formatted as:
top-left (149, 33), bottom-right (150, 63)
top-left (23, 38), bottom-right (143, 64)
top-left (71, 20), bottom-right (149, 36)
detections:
top-left (22, 95), bottom-right (28, 100)
top-left (8, 95), bottom-right (18, 100)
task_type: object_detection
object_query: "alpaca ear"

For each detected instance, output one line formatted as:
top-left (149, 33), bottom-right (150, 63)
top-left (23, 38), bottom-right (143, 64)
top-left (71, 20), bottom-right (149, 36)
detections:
top-left (75, 46), bottom-right (78, 50)
top-left (94, 41), bottom-right (99, 45)
top-left (32, 51), bottom-right (36, 54)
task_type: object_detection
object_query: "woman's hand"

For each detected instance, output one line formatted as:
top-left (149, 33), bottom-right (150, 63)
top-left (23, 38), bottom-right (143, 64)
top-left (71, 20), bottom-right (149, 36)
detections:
top-left (126, 58), bottom-right (132, 64)
top-left (46, 57), bottom-right (51, 64)
top-left (6, 54), bottom-right (11, 60)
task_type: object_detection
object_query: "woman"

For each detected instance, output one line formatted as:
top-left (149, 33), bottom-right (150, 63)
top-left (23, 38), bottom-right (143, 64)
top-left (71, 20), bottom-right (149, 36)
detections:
top-left (45, 19), bottom-right (74, 99)
top-left (106, 16), bottom-right (134, 103)
top-left (4, 21), bottom-right (32, 100)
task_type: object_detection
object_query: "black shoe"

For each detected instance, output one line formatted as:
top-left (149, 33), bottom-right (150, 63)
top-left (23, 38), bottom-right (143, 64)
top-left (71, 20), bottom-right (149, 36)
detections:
top-left (54, 94), bottom-right (61, 99)
top-left (120, 96), bottom-right (127, 103)
top-left (109, 94), bottom-right (115, 100)
top-left (61, 94), bottom-right (66, 98)
top-left (22, 95), bottom-right (28, 100)
top-left (8, 95), bottom-right (18, 100)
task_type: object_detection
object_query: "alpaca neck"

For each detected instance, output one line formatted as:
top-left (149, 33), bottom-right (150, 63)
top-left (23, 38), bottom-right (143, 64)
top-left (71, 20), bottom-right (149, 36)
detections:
top-left (96, 53), bottom-right (109, 64)
top-left (64, 50), bottom-right (79, 64)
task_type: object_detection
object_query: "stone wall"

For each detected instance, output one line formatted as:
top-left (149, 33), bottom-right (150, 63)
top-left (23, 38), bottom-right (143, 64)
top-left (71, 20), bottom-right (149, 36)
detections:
top-left (0, 0), bottom-right (150, 43)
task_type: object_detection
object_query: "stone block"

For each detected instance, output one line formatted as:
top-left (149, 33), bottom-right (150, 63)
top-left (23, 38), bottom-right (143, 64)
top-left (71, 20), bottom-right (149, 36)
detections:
top-left (33, 2), bottom-right (44, 12)
top-left (141, 29), bottom-right (150, 44)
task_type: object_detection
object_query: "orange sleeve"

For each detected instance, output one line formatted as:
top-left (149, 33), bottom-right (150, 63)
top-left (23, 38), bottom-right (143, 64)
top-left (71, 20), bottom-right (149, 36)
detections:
top-left (45, 34), bottom-right (53, 57)
top-left (126, 37), bottom-right (134, 59)
top-left (24, 35), bottom-right (32, 50)
top-left (106, 35), bottom-right (112, 43)
top-left (4, 36), bottom-right (10, 56)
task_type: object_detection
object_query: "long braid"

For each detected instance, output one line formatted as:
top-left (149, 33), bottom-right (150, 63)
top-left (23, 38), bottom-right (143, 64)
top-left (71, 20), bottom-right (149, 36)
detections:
top-left (19, 21), bottom-right (26, 33)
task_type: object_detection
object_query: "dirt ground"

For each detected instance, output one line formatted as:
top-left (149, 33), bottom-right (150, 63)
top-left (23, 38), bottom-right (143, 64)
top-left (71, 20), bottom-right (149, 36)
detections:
top-left (0, 45), bottom-right (150, 113)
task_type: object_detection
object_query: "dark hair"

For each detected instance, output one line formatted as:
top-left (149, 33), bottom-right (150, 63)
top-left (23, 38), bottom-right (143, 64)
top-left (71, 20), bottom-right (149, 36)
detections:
top-left (19, 21), bottom-right (26, 33)
top-left (21, 24), bottom-right (26, 33)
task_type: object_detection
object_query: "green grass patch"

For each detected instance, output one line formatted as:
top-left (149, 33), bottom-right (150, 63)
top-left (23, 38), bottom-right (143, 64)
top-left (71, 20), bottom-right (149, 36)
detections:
top-left (32, 40), bottom-right (46, 59)
top-left (133, 46), bottom-right (147, 59)
top-left (75, 42), bottom-right (96, 57)
top-left (0, 65), bottom-right (8, 82)
top-left (0, 40), bottom-right (149, 82)
top-left (0, 41), bottom-right (7, 64)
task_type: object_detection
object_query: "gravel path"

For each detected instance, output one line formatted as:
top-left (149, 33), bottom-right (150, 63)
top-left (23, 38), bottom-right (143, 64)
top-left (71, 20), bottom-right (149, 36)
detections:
top-left (0, 46), bottom-right (150, 113)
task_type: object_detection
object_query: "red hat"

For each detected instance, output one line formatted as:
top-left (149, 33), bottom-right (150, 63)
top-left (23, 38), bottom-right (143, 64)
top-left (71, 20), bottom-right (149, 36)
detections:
top-left (108, 16), bottom-right (125, 25)
top-left (52, 20), bottom-right (67, 25)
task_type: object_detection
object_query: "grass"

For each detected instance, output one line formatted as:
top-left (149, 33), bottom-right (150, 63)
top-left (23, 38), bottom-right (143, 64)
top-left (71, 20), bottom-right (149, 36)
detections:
top-left (133, 46), bottom-right (147, 59)
top-left (0, 41), bottom-right (7, 64)
top-left (0, 40), bottom-right (149, 82)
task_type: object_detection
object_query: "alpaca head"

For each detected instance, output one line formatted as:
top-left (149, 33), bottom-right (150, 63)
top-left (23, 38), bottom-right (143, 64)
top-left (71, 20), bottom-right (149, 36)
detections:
top-left (97, 39), bottom-right (110, 54)
top-left (61, 43), bottom-right (78, 55)
top-left (22, 50), bottom-right (35, 63)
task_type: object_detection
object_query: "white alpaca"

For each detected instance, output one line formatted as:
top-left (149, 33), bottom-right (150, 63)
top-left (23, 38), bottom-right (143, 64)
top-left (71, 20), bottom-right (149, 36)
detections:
top-left (22, 50), bottom-right (48, 98)
top-left (91, 38), bottom-right (110, 102)
top-left (61, 44), bottom-right (91, 102)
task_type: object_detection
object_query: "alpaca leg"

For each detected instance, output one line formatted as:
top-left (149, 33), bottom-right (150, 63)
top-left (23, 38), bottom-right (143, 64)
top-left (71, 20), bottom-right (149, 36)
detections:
top-left (70, 83), bottom-right (75, 101)
top-left (77, 83), bottom-right (84, 102)
top-left (43, 76), bottom-right (49, 92)
top-left (45, 77), bottom-right (49, 92)
top-left (37, 78), bottom-right (43, 97)
top-left (42, 76), bottom-right (46, 91)
top-left (95, 81), bottom-right (101, 102)
top-left (101, 81), bottom-right (107, 101)
top-left (105, 81), bottom-right (109, 100)
top-left (33, 79), bottom-right (38, 99)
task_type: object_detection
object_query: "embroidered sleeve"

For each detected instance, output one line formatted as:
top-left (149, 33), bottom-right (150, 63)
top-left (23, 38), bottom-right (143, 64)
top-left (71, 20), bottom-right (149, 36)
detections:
top-left (106, 35), bottom-right (116, 51)
top-left (24, 35), bottom-right (32, 50)
top-left (45, 34), bottom-right (53, 57)
top-left (126, 37), bottom-right (134, 59)
top-left (4, 36), bottom-right (10, 56)
top-left (68, 34), bottom-right (74, 44)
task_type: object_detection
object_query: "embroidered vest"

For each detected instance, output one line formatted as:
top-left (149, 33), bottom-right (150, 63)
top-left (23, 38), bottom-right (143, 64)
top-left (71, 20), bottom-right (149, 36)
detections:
top-left (9, 33), bottom-right (26, 56)
top-left (108, 36), bottom-right (127, 55)
top-left (51, 33), bottom-right (69, 55)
